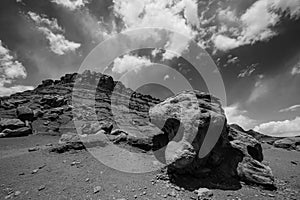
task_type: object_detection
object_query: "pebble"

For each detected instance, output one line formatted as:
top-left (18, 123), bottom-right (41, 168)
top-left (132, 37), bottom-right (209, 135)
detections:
top-left (93, 186), bottom-right (101, 194)
top-left (38, 185), bottom-right (46, 191)
top-left (28, 147), bottom-right (39, 152)
top-left (291, 161), bottom-right (297, 165)
top-left (195, 188), bottom-right (213, 199)
top-left (14, 191), bottom-right (21, 196)
top-left (268, 193), bottom-right (275, 197)
top-left (168, 190), bottom-right (177, 197)
top-left (71, 161), bottom-right (81, 166)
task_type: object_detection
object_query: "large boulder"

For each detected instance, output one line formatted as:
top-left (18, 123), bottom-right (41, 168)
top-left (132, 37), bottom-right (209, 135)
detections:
top-left (0, 118), bottom-right (25, 131)
top-left (0, 127), bottom-right (32, 137)
top-left (228, 126), bottom-right (274, 187)
top-left (149, 91), bottom-right (275, 188)
top-left (273, 137), bottom-right (300, 150)
top-left (0, 118), bottom-right (32, 138)
top-left (149, 91), bottom-right (227, 169)
top-left (16, 106), bottom-right (34, 122)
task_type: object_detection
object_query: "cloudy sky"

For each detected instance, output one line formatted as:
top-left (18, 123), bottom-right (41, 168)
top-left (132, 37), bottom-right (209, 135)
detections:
top-left (0, 0), bottom-right (300, 137)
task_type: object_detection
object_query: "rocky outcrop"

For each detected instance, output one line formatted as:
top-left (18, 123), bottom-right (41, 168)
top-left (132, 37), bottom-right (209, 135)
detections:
top-left (228, 126), bottom-right (274, 187)
top-left (0, 118), bottom-right (32, 137)
top-left (150, 92), bottom-right (275, 188)
top-left (16, 106), bottom-right (34, 122)
top-left (0, 70), bottom-right (276, 188)
top-left (149, 91), bottom-right (227, 170)
top-left (230, 124), bottom-right (300, 151)
top-left (273, 137), bottom-right (300, 151)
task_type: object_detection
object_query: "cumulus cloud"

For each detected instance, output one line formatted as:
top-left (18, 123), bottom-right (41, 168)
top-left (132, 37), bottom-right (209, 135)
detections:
top-left (240, 0), bottom-right (279, 43)
top-left (28, 11), bottom-right (81, 55)
top-left (213, 35), bottom-right (241, 52)
top-left (0, 85), bottom-right (34, 97)
top-left (271, 0), bottom-right (300, 19)
top-left (51, 0), bottom-right (88, 10)
top-left (224, 104), bottom-right (257, 130)
top-left (0, 40), bottom-right (26, 82)
top-left (213, 0), bottom-right (300, 51)
top-left (112, 55), bottom-right (152, 74)
top-left (254, 117), bottom-right (300, 137)
top-left (0, 40), bottom-right (33, 96)
top-left (291, 62), bottom-right (300, 75)
top-left (37, 27), bottom-right (81, 55)
top-left (279, 105), bottom-right (300, 112)
top-left (238, 63), bottom-right (258, 78)
top-left (113, 0), bottom-right (198, 60)
top-left (247, 80), bottom-right (268, 103)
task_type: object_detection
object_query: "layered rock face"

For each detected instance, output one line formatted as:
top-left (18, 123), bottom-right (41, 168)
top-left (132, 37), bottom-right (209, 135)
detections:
top-left (0, 70), bottom-right (276, 188)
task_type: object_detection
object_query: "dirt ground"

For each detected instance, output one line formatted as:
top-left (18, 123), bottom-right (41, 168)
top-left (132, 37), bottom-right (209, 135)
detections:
top-left (0, 135), bottom-right (299, 200)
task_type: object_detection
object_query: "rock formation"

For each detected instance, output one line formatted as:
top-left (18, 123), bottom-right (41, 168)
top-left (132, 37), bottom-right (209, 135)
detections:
top-left (0, 70), bottom-right (278, 189)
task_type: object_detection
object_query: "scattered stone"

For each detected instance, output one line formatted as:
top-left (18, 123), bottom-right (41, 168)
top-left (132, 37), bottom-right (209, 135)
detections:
top-left (71, 161), bottom-right (81, 166)
top-left (168, 190), bottom-right (176, 197)
top-left (268, 193), bottom-right (275, 197)
top-left (93, 186), bottom-right (101, 194)
top-left (38, 164), bottom-right (46, 169)
top-left (195, 188), bottom-right (213, 200)
top-left (85, 178), bottom-right (90, 182)
top-left (28, 147), bottom-right (39, 152)
top-left (38, 185), bottom-right (46, 191)
top-left (31, 169), bottom-right (39, 174)
top-left (14, 191), bottom-right (21, 196)
top-left (291, 161), bottom-right (298, 165)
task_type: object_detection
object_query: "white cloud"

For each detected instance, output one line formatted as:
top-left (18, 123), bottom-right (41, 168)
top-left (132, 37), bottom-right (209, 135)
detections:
top-left (238, 63), bottom-right (258, 78)
top-left (0, 40), bottom-right (26, 82)
top-left (28, 12), bottom-right (81, 55)
top-left (224, 104), bottom-right (257, 130)
top-left (291, 62), bottom-right (300, 75)
top-left (271, 0), bottom-right (300, 19)
top-left (113, 0), bottom-right (198, 60)
top-left (248, 80), bottom-right (269, 103)
top-left (254, 117), bottom-right (300, 137)
top-left (218, 9), bottom-right (239, 24)
top-left (51, 0), bottom-right (88, 10)
top-left (213, 35), bottom-right (241, 51)
top-left (213, 0), bottom-right (300, 51)
top-left (279, 105), bottom-right (300, 112)
top-left (112, 55), bottom-right (152, 74)
top-left (0, 40), bottom-right (33, 96)
top-left (227, 56), bottom-right (239, 65)
top-left (0, 85), bottom-right (34, 97)
top-left (28, 12), bottom-right (63, 32)
top-left (182, 0), bottom-right (200, 28)
top-left (240, 0), bottom-right (279, 43)
top-left (37, 27), bottom-right (81, 55)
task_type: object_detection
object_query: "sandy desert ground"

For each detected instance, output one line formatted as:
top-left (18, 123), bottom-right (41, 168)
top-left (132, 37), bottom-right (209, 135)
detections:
top-left (0, 135), bottom-right (299, 200)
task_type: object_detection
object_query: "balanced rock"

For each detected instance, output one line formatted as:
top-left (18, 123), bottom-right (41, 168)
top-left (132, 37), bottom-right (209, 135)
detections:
top-left (149, 90), bottom-right (227, 169)
top-left (150, 91), bottom-right (275, 188)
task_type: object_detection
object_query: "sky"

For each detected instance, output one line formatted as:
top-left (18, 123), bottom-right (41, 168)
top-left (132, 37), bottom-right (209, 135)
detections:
top-left (0, 0), bottom-right (300, 137)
